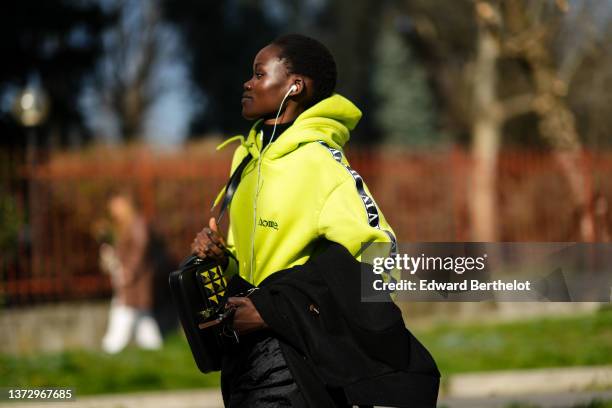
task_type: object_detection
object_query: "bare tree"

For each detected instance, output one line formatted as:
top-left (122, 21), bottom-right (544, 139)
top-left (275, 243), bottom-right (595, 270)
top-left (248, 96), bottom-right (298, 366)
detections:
top-left (497, 0), bottom-right (607, 241)
top-left (403, 0), bottom-right (608, 241)
top-left (98, 0), bottom-right (165, 142)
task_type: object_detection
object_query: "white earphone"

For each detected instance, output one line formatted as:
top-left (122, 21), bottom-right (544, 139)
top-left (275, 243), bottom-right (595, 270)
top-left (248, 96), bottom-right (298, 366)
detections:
top-left (288, 84), bottom-right (298, 94)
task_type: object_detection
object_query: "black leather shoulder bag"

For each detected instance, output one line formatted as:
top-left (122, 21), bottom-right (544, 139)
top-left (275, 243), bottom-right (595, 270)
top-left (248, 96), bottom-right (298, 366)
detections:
top-left (169, 153), bottom-right (252, 373)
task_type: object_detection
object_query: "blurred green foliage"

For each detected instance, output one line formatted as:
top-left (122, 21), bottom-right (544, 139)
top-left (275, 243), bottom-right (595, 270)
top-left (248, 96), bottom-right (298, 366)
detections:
top-left (1, 310), bottom-right (611, 395)
top-left (0, 335), bottom-right (218, 395)
top-left (415, 309), bottom-right (612, 375)
top-left (372, 22), bottom-right (441, 146)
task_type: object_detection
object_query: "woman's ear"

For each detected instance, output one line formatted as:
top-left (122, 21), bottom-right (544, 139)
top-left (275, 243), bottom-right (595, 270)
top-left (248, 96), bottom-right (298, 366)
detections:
top-left (290, 78), bottom-right (304, 96)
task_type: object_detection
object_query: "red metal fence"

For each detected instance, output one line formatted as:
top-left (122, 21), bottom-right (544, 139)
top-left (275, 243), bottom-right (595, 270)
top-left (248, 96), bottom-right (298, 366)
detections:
top-left (1, 146), bottom-right (611, 306)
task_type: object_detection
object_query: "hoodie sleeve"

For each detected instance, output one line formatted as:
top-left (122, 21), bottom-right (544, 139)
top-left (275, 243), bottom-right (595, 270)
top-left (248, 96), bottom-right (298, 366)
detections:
top-left (317, 177), bottom-right (396, 259)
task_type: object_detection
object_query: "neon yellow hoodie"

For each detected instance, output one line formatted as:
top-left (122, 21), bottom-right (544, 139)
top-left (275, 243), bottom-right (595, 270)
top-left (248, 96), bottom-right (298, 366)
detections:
top-left (218, 93), bottom-right (395, 286)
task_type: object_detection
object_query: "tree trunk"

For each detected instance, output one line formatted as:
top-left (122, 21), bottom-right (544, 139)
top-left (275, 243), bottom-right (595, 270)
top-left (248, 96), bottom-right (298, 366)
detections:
top-left (523, 26), bottom-right (595, 241)
top-left (469, 6), bottom-right (501, 242)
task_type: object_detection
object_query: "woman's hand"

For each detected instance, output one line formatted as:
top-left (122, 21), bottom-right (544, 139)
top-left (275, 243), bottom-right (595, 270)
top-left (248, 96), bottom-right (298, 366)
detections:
top-left (226, 297), bottom-right (268, 335)
top-left (191, 217), bottom-right (228, 269)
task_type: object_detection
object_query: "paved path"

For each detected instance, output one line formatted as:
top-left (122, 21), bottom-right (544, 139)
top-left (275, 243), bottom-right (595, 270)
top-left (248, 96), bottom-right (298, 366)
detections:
top-left (439, 390), bottom-right (612, 408)
top-left (0, 389), bottom-right (223, 408)
top-left (2, 389), bottom-right (612, 408)
top-left (446, 365), bottom-right (612, 397)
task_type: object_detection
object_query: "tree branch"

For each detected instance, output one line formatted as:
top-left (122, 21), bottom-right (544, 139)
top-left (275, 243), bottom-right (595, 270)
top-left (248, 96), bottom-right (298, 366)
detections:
top-left (497, 93), bottom-right (535, 121)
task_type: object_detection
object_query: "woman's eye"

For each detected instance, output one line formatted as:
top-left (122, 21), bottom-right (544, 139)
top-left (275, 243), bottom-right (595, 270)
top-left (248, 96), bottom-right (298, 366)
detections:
top-left (255, 73), bottom-right (263, 79)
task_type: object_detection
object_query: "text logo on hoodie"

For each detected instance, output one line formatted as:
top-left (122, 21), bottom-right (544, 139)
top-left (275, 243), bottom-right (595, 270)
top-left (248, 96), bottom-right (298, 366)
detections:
top-left (258, 218), bottom-right (279, 230)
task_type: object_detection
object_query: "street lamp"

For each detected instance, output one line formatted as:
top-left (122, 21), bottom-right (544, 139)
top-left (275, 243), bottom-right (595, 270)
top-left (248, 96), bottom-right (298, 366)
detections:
top-left (10, 76), bottom-right (50, 283)
top-left (12, 79), bottom-right (50, 128)
top-left (11, 77), bottom-right (50, 163)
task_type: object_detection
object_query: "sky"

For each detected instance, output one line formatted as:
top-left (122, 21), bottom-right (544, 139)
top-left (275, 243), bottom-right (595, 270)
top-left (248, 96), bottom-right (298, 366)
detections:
top-left (80, 0), bottom-right (199, 148)
top-left (80, 0), bottom-right (328, 148)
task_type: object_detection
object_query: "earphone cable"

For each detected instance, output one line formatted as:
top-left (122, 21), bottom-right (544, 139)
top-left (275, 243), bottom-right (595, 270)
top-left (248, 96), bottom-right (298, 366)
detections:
top-left (249, 88), bottom-right (293, 283)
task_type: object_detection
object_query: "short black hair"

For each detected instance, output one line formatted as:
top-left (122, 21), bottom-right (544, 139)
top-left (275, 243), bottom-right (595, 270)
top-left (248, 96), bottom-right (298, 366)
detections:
top-left (271, 34), bottom-right (337, 106)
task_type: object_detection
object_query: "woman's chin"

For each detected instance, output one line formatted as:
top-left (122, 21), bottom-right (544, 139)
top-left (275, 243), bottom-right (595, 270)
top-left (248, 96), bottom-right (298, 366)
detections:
top-left (241, 109), bottom-right (258, 121)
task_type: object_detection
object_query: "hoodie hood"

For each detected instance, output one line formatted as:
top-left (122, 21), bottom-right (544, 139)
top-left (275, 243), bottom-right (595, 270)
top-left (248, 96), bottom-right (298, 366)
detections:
top-left (242, 93), bottom-right (362, 160)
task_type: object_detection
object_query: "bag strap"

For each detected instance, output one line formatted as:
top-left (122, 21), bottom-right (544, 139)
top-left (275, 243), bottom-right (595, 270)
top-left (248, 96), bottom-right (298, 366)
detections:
top-left (180, 153), bottom-right (252, 270)
top-left (216, 153), bottom-right (252, 222)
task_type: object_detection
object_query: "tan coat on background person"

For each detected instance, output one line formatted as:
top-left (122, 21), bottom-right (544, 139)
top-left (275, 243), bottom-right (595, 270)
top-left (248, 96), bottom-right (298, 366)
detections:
top-left (113, 214), bottom-right (153, 310)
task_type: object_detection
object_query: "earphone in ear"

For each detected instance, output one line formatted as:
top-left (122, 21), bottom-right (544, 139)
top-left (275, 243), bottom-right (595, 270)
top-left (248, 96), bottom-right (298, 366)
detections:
top-left (282, 84), bottom-right (297, 99)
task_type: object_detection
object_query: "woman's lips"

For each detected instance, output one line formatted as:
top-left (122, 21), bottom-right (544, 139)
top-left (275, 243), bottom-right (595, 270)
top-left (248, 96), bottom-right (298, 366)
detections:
top-left (241, 96), bottom-right (252, 104)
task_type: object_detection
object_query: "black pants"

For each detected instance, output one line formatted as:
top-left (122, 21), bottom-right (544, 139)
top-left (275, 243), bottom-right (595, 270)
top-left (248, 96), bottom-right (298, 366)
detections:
top-left (221, 331), bottom-right (307, 407)
top-left (221, 331), bottom-right (375, 408)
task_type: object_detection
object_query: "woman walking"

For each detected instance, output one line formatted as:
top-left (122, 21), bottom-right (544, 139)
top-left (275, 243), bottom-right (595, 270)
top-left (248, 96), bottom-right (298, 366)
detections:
top-left (191, 34), bottom-right (439, 407)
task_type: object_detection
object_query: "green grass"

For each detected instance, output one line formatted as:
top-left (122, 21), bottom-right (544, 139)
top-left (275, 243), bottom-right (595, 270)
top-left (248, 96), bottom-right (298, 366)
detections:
top-left (1, 309), bottom-right (611, 396)
top-left (413, 308), bottom-right (612, 375)
top-left (568, 401), bottom-right (612, 408)
top-left (0, 335), bottom-right (219, 395)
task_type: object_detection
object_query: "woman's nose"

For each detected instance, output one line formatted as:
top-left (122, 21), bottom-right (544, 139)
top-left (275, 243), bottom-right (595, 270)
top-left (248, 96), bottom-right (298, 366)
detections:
top-left (243, 80), bottom-right (252, 91)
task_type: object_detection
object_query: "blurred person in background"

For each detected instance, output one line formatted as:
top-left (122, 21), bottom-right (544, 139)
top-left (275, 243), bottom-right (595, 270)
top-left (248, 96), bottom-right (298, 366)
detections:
top-left (99, 190), bottom-right (163, 354)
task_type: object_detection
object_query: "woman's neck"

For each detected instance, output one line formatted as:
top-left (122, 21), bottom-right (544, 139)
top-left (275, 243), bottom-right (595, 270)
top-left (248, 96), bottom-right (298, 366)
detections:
top-left (262, 100), bottom-right (304, 125)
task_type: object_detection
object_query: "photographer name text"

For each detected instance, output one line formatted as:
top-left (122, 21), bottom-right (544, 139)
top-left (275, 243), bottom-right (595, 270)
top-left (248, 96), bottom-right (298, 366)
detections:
top-left (373, 278), bottom-right (532, 292)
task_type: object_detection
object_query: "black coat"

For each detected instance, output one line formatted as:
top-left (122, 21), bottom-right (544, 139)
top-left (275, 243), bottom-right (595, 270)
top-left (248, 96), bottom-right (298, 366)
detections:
top-left (248, 241), bottom-right (440, 407)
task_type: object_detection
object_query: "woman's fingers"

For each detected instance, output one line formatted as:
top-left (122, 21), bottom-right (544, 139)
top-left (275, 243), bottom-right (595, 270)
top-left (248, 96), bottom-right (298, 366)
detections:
top-left (190, 238), bottom-right (205, 258)
top-left (225, 297), bottom-right (267, 334)
top-left (191, 224), bottom-right (227, 262)
top-left (191, 230), bottom-right (213, 258)
top-left (206, 241), bottom-right (225, 258)
top-left (226, 296), bottom-right (247, 307)
top-left (206, 228), bottom-right (225, 249)
top-left (209, 217), bottom-right (218, 232)
top-left (208, 217), bottom-right (226, 246)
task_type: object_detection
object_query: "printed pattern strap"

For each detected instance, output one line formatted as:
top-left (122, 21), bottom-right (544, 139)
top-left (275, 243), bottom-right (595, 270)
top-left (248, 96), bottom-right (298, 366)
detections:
top-left (317, 142), bottom-right (398, 259)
